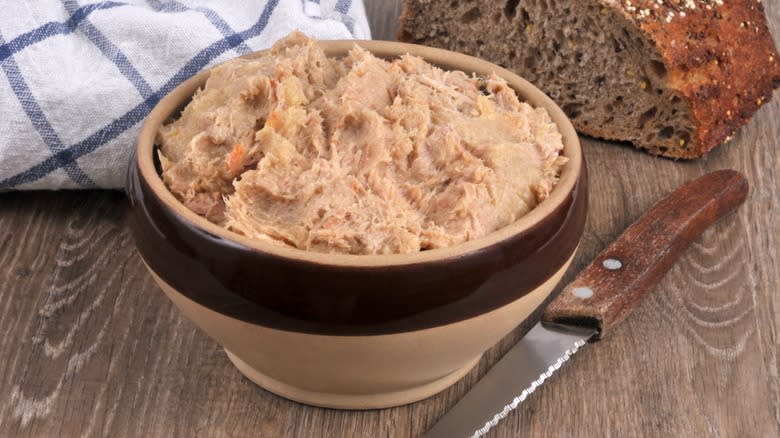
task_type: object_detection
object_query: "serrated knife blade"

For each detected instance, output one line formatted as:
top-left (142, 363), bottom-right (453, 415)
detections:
top-left (424, 323), bottom-right (594, 438)
top-left (424, 170), bottom-right (749, 438)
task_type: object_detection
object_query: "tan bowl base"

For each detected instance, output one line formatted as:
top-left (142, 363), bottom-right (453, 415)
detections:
top-left (146, 252), bottom-right (575, 411)
top-left (225, 348), bottom-right (481, 409)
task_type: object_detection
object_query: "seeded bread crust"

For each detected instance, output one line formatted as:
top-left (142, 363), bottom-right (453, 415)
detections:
top-left (399, 0), bottom-right (780, 158)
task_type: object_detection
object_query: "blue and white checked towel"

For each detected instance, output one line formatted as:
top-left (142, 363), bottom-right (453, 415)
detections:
top-left (0, 0), bottom-right (369, 190)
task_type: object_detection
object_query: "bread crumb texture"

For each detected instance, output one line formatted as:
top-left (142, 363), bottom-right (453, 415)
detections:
top-left (399, 0), bottom-right (780, 158)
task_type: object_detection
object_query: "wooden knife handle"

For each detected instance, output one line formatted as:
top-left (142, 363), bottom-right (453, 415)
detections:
top-left (542, 169), bottom-right (748, 340)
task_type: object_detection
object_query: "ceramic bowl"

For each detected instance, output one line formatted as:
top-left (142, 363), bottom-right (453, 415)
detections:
top-left (126, 40), bottom-right (587, 409)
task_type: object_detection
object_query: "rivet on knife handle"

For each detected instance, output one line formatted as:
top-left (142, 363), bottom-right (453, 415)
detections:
top-left (542, 169), bottom-right (748, 340)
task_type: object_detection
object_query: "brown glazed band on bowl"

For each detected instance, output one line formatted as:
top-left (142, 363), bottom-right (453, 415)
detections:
top-left (127, 40), bottom-right (587, 337)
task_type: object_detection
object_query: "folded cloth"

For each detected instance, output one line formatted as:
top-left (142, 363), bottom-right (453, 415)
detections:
top-left (0, 0), bottom-right (369, 190)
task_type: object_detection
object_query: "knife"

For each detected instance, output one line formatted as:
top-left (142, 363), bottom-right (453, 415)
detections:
top-left (424, 169), bottom-right (749, 438)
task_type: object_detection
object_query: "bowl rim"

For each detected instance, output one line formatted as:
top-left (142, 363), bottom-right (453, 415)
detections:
top-left (135, 39), bottom-right (583, 268)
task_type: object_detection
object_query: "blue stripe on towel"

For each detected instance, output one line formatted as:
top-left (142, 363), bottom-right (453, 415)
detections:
top-left (146, 0), bottom-right (252, 56)
top-left (0, 2), bottom-right (126, 63)
top-left (335, 0), bottom-right (355, 35)
top-left (0, 32), bottom-right (96, 187)
top-left (61, 0), bottom-right (154, 100)
top-left (0, 0), bottom-right (281, 189)
top-left (335, 0), bottom-right (352, 13)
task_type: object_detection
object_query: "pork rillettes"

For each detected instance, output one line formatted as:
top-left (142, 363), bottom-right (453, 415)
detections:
top-left (158, 32), bottom-right (567, 255)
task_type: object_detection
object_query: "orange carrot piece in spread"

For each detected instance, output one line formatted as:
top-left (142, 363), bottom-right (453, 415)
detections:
top-left (267, 111), bottom-right (282, 131)
top-left (227, 143), bottom-right (245, 174)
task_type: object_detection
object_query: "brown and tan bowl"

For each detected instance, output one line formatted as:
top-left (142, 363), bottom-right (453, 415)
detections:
top-left (126, 40), bottom-right (587, 409)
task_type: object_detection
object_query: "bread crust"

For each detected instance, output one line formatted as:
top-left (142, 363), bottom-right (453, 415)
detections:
top-left (615, 0), bottom-right (780, 157)
top-left (399, 0), bottom-right (780, 158)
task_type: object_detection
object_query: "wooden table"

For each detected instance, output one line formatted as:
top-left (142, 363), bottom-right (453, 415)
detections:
top-left (1, 2), bottom-right (778, 436)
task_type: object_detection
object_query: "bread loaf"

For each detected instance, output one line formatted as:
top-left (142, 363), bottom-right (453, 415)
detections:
top-left (399, 0), bottom-right (780, 158)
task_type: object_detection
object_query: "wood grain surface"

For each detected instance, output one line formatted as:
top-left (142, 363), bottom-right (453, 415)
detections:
top-left (1, 1), bottom-right (778, 436)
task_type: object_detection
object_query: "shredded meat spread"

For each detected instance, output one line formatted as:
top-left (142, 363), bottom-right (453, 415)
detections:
top-left (158, 32), bottom-right (567, 255)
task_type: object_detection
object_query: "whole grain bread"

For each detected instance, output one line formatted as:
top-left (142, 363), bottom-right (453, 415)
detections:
top-left (399, 0), bottom-right (780, 158)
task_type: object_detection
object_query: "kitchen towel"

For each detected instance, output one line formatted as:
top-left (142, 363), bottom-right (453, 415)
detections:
top-left (0, 0), bottom-right (369, 190)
